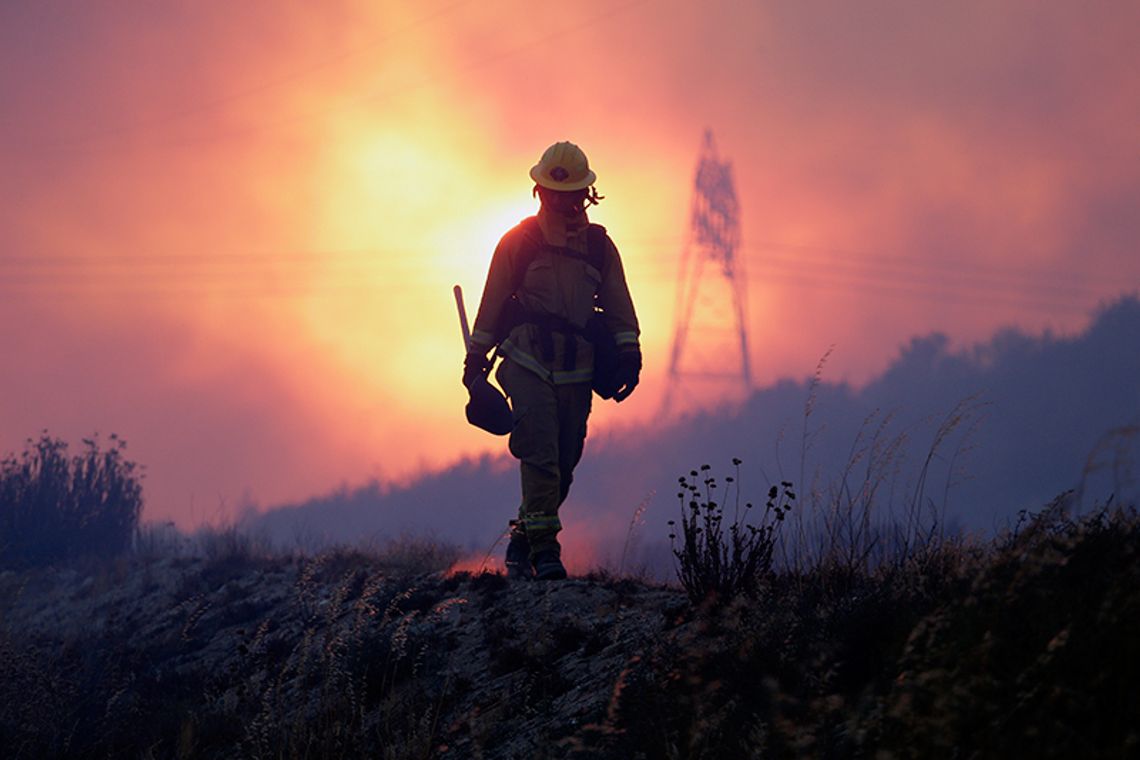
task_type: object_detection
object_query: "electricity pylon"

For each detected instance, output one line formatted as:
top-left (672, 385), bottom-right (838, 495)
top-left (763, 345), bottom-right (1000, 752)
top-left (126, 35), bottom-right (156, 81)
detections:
top-left (662, 130), bottom-right (752, 414)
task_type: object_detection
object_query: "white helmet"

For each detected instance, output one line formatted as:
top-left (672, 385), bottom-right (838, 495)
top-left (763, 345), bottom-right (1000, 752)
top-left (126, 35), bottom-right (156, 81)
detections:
top-left (529, 141), bottom-right (596, 191)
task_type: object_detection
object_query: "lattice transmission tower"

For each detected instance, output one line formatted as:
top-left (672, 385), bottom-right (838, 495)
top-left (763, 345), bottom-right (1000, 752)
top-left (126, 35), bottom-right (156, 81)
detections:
top-left (662, 130), bottom-right (752, 414)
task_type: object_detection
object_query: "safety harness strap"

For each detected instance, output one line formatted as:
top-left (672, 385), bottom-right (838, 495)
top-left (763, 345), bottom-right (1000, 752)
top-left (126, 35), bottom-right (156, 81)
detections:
top-left (494, 216), bottom-right (609, 372)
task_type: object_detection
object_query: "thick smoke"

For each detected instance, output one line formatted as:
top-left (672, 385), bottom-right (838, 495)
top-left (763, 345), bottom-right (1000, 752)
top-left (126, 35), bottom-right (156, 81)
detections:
top-left (253, 295), bottom-right (1140, 569)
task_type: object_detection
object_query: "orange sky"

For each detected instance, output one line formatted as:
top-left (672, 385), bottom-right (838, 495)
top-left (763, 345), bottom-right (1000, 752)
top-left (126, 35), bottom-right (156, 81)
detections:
top-left (2, 1), bottom-right (1138, 526)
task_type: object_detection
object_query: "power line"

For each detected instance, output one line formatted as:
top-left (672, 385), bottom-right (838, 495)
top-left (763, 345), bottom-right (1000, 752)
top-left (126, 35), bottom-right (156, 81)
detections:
top-left (653, 244), bottom-right (1125, 316)
top-left (0, 226), bottom-right (1130, 316)
top-left (0, 243), bottom-right (1119, 298)
top-left (741, 264), bottom-right (1095, 315)
top-left (747, 242), bottom-right (1126, 295)
top-left (632, 235), bottom-right (1128, 294)
top-left (0, 258), bottom-right (1121, 317)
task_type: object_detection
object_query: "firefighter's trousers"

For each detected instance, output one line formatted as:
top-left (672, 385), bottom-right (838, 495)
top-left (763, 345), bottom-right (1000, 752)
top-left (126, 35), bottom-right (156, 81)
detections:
top-left (496, 358), bottom-right (592, 558)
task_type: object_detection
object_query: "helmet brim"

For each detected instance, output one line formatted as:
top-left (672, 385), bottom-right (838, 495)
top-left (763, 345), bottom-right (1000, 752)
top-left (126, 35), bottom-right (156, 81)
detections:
top-left (529, 165), bottom-right (597, 192)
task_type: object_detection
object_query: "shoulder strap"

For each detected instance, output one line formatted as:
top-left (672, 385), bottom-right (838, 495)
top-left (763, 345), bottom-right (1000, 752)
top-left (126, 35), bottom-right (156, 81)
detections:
top-left (585, 223), bottom-right (608, 274)
top-left (510, 216), bottom-right (543, 293)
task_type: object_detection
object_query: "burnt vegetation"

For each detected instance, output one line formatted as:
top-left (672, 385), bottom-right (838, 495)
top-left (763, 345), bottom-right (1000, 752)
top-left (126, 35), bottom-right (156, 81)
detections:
top-left (1, 435), bottom-right (1138, 757)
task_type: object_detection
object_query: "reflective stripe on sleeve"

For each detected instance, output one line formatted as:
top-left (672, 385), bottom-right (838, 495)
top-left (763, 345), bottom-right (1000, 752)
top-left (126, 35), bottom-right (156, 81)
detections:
top-left (470, 329), bottom-right (496, 350)
top-left (614, 331), bottom-right (639, 347)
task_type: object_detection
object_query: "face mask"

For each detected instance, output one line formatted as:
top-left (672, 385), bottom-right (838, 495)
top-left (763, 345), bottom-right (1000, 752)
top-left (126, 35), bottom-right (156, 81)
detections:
top-left (538, 188), bottom-right (586, 218)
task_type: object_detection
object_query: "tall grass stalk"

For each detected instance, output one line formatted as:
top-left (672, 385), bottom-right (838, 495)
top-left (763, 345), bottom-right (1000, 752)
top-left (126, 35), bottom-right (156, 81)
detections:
top-left (618, 490), bottom-right (655, 577)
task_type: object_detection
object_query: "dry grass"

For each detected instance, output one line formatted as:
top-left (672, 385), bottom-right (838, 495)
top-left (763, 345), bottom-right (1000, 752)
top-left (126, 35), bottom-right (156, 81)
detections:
top-left (572, 501), bottom-right (1137, 758)
top-left (1, 499), bottom-right (1134, 758)
top-left (1, 396), bottom-right (1134, 757)
top-left (1, 432), bottom-right (142, 569)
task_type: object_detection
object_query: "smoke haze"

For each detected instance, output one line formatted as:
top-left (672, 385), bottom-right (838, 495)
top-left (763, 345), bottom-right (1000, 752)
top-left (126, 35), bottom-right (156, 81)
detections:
top-left (254, 296), bottom-right (1140, 570)
top-left (2, 2), bottom-right (1138, 525)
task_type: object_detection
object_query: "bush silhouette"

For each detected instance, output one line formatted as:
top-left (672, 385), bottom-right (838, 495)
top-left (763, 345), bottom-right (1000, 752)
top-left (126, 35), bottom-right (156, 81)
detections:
top-left (0, 433), bottom-right (143, 568)
top-left (670, 459), bottom-right (794, 603)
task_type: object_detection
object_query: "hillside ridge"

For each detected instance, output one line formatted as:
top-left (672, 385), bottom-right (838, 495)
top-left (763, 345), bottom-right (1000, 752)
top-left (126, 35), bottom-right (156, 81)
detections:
top-left (2, 503), bottom-right (1138, 757)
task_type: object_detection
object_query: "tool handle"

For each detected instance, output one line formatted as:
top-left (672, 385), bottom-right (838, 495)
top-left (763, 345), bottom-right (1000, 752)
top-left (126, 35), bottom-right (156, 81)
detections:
top-left (453, 284), bottom-right (471, 350)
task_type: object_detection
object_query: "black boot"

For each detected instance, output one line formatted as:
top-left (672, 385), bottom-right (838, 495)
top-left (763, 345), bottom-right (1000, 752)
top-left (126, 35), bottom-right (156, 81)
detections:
top-left (532, 550), bottom-right (567, 581)
top-left (505, 521), bottom-right (533, 580)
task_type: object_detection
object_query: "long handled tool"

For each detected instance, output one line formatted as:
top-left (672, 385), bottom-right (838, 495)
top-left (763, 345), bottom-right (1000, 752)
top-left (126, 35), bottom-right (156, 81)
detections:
top-left (454, 284), bottom-right (472, 350)
top-left (454, 284), bottom-right (512, 435)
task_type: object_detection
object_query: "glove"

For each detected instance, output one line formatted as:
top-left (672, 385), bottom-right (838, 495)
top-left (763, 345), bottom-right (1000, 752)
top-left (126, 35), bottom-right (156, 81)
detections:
top-left (612, 349), bottom-right (641, 402)
top-left (463, 350), bottom-right (492, 388)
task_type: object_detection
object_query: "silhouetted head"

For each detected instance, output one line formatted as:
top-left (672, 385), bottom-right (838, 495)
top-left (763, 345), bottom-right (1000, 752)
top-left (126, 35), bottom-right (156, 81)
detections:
top-left (530, 141), bottom-right (603, 217)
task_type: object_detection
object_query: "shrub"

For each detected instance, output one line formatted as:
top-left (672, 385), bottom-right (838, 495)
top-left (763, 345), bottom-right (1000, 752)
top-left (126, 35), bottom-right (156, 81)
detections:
top-left (0, 432), bottom-right (143, 568)
top-left (876, 500), bottom-right (1140, 755)
top-left (670, 459), bottom-right (794, 603)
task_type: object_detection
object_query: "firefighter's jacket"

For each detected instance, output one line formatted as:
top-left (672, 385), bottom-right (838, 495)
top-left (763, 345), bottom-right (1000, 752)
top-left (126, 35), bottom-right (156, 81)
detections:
top-left (469, 208), bottom-right (640, 385)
